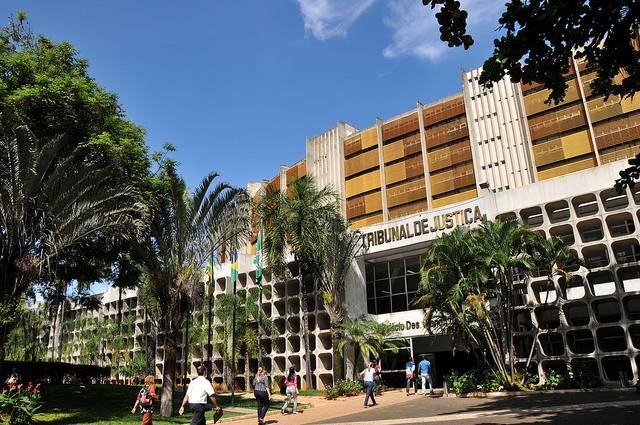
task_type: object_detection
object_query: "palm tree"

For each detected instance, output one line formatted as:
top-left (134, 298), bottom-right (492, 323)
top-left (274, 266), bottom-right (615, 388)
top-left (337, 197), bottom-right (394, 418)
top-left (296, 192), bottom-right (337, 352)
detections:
top-left (129, 165), bottom-right (249, 417)
top-left (256, 176), bottom-right (342, 389)
top-left (473, 218), bottom-right (538, 386)
top-left (0, 112), bottom-right (146, 377)
top-left (334, 317), bottom-right (379, 381)
top-left (318, 218), bottom-right (365, 380)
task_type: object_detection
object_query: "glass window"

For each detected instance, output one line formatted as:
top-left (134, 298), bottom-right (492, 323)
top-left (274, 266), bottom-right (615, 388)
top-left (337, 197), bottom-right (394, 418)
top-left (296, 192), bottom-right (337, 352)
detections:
top-left (392, 294), bottom-right (407, 312)
top-left (375, 279), bottom-right (390, 297)
top-left (405, 257), bottom-right (421, 274)
top-left (389, 259), bottom-right (405, 277)
top-left (367, 298), bottom-right (376, 314)
top-left (391, 277), bottom-right (406, 294)
top-left (377, 297), bottom-right (391, 314)
top-left (374, 263), bottom-right (389, 279)
top-left (366, 281), bottom-right (375, 298)
top-left (406, 274), bottom-right (420, 293)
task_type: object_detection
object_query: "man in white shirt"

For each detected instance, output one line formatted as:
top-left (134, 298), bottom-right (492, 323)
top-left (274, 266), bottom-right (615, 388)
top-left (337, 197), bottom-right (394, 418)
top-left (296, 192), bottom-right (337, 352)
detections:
top-left (179, 365), bottom-right (221, 425)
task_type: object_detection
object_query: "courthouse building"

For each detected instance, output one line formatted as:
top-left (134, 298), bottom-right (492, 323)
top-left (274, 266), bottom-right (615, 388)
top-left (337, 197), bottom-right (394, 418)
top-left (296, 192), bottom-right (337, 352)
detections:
top-left (58, 57), bottom-right (640, 389)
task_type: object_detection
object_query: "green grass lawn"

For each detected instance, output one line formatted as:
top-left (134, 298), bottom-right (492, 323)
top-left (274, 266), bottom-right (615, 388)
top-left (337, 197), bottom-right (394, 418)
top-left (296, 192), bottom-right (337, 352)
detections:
top-left (32, 384), bottom-right (319, 425)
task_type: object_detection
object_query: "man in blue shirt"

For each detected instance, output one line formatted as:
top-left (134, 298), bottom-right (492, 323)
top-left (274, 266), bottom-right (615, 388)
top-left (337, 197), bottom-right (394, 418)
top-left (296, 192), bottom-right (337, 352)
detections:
top-left (405, 357), bottom-right (418, 395)
top-left (418, 355), bottom-right (434, 395)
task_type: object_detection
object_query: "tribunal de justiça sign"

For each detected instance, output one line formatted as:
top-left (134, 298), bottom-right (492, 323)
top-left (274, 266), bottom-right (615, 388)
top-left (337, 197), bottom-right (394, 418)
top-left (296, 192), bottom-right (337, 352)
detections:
top-left (361, 205), bottom-right (484, 249)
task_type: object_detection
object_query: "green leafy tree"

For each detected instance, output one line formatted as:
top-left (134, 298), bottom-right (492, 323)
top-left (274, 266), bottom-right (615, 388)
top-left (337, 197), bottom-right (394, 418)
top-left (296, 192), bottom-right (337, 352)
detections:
top-left (333, 317), bottom-right (379, 381)
top-left (0, 12), bottom-right (150, 180)
top-left (129, 164), bottom-right (249, 417)
top-left (256, 176), bottom-right (343, 389)
top-left (424, 0), bottom-right (640, 104)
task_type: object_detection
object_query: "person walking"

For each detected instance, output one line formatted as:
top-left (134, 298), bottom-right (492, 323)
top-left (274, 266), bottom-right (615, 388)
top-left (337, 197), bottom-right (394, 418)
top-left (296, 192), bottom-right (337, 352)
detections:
top-left (418, 355), bottom-right (434, 395)
top-left (405, 357), bottom-right (418, 396)
top-left (131, 375), bottom-right (159, 425)
top-left (178, 365), bottom-right (222, 425)
top-left (359, 362), bottom-right (378, 408)
top-left (253, 366), bottom-right (271, 424)
top-left (281, 367), bottom-right (300, 414)
top-left (373, 360), bottom-right (382, 396)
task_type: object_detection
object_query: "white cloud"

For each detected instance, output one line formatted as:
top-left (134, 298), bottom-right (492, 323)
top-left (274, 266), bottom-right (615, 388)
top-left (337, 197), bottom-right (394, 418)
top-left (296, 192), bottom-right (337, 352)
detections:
top-left (382, 0), bottom-right (504, 62)
top-left (295, 0), bottom-right (377, 40)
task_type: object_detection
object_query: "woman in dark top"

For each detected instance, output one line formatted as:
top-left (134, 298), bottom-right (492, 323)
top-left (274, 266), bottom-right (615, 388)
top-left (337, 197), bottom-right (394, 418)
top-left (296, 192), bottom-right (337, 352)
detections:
top-left (253, 366), bottom-right (271, 425)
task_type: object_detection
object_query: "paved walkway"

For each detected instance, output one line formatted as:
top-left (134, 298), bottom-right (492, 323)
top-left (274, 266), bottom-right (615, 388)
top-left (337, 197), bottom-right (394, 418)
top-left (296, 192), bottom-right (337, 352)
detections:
top-left (185, 387), bottom-right (639, 425)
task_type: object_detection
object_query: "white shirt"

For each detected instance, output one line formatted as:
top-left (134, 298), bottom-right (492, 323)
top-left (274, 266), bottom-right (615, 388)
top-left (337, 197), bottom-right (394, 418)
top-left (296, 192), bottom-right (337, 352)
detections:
top-left (186, 376), bottom-right (215, 404)
top-left (362, 368), bottom-right (376, 382)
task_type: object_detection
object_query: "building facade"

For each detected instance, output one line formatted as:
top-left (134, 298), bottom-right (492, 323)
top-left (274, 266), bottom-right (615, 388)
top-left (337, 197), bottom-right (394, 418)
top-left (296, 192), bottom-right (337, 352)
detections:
top-left (56, 59), bottom-right (640, 389)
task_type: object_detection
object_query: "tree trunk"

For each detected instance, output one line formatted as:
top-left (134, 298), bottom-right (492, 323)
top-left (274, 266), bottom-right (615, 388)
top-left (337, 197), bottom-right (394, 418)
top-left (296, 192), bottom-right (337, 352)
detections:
top-left (300, 273), bottom-right (313, 390)
top-left (331, 333), bottom-right (344, 382)
top-left (160, 327), bottom-right (178, 417)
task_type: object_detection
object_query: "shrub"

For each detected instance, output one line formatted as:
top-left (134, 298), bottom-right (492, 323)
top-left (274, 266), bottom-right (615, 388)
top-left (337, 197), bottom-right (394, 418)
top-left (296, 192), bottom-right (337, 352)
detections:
top-left (444, 368), bottom-right (505, 394)
top-left (537, 363), bottom-right (602, 391)
top-left (0, 382), bottom-right (42, 425)
top-left (323, 379), bottom-right (363, 399)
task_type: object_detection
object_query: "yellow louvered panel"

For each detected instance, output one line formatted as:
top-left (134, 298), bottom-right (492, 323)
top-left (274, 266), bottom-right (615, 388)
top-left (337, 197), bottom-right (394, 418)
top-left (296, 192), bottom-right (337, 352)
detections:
top-left (450, 140), bottom-right (472, 164)
top-left (365, 192), bottom-right (383, 214)
top-left (424, 123), bottom-right (448, 149)
top-left (386, 180), bottom-right (427, 208)
top-left (405, 156), bottom-right (424, 179)
top-left (588, 96), bottom-right (624, 123)
top-left (533, 138), bottom-right (566, 167)
top-left (432, 188), bottom-right (478, 209)
top-left (422, 97), bottom-right (465, 127)
top-left (566, 157), bottom-right (597, 173)
top-left (561, 131), bottom-right (593, 158)
top-left (350, 213), bottom-right (383, 230)
top-left (344, 135), bottom-right (362, 157)
top-left (403, 133), bottom-right (422, 155)
top-left (430, 170), bottom-right (454, 195)
top-left (538, 166), bottom-right (567, 181)
top-left (346, 196), bottom-right (365, 220)
top-left (344, 149), bottom-right (379, 177)
top-left (383, 140), bottom-right (405, 163)
top-left (593, 111), bottom-right (640, 150)
top-left (428, 146), bottom-right (452, 172)
top-left (382, 112), bottom-right (420, 141)
top-left (361, 128), bottom-right (379, 149)
top-left (345, 169), bottom-right (382, 198)
top-left (388, 200), bottom-right (429, 220)
top-left (452, 163), bottom-right (476, 188)
top-left (556, 104), bottom-right (586, 132)
top-left (385, 161), bottom-right (407, 185)
top-left (446, 117), bottom-right (469, 141)
top-left (600, 148), bottom-right (637, 165)
top-left (524, 80), bottom-right (580, 116)
top-left (537, 157), bottom-right (597, 181)
top-left (621, 96), bottom-right (640, 114)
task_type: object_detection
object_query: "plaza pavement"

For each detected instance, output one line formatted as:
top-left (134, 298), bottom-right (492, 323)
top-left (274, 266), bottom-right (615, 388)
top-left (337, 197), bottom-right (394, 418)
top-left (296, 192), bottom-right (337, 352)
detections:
top-left (190, 387), bottom-right (640, 425)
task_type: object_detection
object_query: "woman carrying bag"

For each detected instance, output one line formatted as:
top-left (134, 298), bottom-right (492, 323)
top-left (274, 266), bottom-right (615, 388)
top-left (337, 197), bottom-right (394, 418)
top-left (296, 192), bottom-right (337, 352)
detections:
top-left (131, 375), bottom-right (159, 425)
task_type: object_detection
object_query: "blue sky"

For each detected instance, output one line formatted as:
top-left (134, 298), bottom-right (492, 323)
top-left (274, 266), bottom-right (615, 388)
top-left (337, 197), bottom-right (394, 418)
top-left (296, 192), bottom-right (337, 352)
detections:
top-left (7, 1), bottom-right (507, 193)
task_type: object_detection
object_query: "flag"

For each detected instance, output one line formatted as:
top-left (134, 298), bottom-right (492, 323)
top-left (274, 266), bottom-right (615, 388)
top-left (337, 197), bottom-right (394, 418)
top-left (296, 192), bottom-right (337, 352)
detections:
top-left (231, 235), bottom-right (239, 284)
top-left (253, 230), bottom-right (263, 287)
top-left (206, 256), bottom-right (215, 297)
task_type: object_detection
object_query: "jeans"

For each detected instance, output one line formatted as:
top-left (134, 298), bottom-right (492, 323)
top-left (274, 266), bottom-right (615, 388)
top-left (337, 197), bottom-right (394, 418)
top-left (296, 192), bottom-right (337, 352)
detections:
top-left (363, 381), bottom-right (376, 406)
top-left (421, 374), bottom-right (433, 394)
top-left (406, 377), bottom-right (418, 394)
top-left (373, 375), bottom-right (381, 396)
top-left (282, 386), bottom-right (298, 412)
top-left (254, 390), bottom-right (270, 419)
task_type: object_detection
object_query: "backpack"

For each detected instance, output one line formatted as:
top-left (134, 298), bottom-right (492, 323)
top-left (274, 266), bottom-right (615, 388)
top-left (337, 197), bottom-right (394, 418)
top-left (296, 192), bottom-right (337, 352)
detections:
top-left (139, 385), bottom-right (152, 407)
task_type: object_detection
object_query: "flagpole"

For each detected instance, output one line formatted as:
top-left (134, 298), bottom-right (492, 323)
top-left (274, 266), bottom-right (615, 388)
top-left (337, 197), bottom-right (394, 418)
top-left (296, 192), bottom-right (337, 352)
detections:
top-left (206, 250), bottom-right (213, 374)
top-left (231, 235), bottom-right (238, 406)
top-left (257, 223), bottom-right (263, 365)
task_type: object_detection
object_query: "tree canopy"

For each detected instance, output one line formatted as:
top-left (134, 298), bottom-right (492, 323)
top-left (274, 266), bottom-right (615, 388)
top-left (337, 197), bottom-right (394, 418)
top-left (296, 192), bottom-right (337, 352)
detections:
top-left (424, 0), bottom-right (640, 104)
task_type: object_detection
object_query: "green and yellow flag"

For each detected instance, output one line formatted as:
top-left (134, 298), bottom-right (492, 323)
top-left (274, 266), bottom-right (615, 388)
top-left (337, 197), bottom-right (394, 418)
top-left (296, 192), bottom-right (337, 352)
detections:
top-left (231, 235), bottom-right (239, 283)
top-left (253, 231), bottom-right (263, 287)
top-left (206, 256), bottom-right (215, 297)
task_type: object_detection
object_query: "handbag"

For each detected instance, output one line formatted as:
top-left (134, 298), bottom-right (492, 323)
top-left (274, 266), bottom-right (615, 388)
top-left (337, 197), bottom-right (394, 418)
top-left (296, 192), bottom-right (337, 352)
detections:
top-left (280, 383), bottom-right (287, 395)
